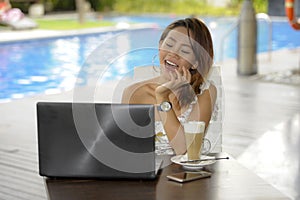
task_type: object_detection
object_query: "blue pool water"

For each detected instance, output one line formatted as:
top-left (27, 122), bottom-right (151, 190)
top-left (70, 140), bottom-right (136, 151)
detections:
top-left (1, 15), bottom-right (300, 102)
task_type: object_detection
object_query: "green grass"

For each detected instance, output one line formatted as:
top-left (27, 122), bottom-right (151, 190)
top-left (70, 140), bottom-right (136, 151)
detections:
top-left (35, 19), bottom-right (116, 30)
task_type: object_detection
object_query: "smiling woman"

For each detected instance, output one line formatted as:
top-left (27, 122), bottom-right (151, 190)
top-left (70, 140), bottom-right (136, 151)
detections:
top-left (122, 17), bottom-right (217, 156)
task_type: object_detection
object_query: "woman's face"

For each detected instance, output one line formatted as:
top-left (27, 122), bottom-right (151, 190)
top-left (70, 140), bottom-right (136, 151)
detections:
top-left (159, 26), bottom-right (197, 79)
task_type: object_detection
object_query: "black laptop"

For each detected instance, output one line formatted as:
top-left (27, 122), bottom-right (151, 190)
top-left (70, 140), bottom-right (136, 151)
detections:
top-left (37, 102), bottom-right (162, 179)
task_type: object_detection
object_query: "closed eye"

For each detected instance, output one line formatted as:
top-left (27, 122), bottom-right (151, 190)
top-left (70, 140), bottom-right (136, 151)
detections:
top-left (180, 46), bottom-right (192, 54)
top-left (165, 42), bottom-right (173, 48)
top-left (181, 49), bottom-right (191, 54)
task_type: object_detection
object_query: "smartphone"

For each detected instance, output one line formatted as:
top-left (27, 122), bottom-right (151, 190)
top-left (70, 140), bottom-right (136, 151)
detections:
top-left (167, 171), bottom-right (212, 183)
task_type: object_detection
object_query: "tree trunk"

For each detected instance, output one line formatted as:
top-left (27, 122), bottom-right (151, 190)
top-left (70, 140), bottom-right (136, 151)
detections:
top-left (75, 0), bottom-right (85, 24)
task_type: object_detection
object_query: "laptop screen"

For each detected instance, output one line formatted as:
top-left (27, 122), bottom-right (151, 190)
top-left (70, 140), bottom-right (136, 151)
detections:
top-left (37, 102), bottom-right (157, 179)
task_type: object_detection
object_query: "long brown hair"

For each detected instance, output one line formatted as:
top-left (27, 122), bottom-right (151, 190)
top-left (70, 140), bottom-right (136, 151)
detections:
top-left (159, 17), bottom-right (214, 107)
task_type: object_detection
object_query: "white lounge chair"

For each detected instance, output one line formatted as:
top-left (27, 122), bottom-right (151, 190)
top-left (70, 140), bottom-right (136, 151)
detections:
top-left (0, 8), bottom-right (37, 30)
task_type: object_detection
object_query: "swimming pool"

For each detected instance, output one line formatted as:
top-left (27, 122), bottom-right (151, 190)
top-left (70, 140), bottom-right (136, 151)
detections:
top-left (1, 15), bottom-right (300, 102)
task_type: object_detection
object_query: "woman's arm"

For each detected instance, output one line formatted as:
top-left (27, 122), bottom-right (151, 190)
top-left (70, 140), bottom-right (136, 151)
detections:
top-left (121, 81), bottom-right (152, 104)
top-left (189, 84), bottom-right (217, 129)
top-left (154, 68), bottom-right (192, 155)
top-left (155, 94), bottom-right (187, 155)
top-left (121, 86), bottom-right (132, 104)
top-left (4, 0), bottom-right (11, 10)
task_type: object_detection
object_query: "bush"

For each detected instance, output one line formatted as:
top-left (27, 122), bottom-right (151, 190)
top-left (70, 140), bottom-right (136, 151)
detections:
top-left (17, 0), bottom-right (267, 15)
top-left (112, 0), bottom-right (267, 16)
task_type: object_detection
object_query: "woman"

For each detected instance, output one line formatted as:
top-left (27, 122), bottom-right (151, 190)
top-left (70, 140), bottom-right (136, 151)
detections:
top-left (122, 17), bottom-right (217, 155)
top-left (0, 0), bottom-right (24, 23)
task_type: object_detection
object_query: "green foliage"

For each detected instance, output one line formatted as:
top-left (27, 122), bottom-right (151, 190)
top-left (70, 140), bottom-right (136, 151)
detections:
top-left (253, 0), bottom-right (268, 13)
top-left (113, 0), bottom-right (173, 13)
top-left (51, 0), bottom-right (75, 11)
top-left (90, 0), bottom-right (116, 12)
top-left (33, 0), bottom-right (269, 15)
top-left (111, 0), bottom-right (267, 16)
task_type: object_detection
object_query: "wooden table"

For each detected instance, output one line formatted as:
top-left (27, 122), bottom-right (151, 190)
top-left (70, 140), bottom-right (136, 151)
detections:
top-left (45, 153), bottom-right (289, 200)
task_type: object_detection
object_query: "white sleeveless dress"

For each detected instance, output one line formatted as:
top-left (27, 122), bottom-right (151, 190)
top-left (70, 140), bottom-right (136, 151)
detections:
top-left (155, 81), bottom-right (213, 155)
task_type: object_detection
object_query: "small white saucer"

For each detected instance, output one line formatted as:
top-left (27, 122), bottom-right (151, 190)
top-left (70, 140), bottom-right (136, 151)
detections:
top-left (171, 154), bottom-right (216, 170)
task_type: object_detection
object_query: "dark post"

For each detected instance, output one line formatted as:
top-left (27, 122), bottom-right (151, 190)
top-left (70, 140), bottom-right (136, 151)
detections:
top-left (237, 0), bottom-right (257, 76)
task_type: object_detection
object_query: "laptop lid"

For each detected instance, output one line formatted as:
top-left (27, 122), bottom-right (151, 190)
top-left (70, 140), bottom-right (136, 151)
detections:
top-left (37, 102), bottom-right (158, 179)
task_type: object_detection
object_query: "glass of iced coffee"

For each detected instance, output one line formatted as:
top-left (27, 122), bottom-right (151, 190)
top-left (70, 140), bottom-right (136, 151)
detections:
top-left (184, 121), bottom-right (210, 160)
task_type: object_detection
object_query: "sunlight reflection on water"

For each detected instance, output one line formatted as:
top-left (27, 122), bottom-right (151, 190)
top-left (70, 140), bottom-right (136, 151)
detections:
top-left (0, 17), bottom-right (300, 101)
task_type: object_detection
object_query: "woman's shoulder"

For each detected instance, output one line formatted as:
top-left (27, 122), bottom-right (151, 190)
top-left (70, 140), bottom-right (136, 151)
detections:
top-left (124, 77), bottom-right (157, 92)
top-left (197, 81), bottom-right (217, 102)
top-left (122, 77), bottom-right (158, 103)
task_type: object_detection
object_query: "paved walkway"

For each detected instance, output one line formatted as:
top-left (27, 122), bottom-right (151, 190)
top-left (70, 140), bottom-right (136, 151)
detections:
top-left (0, 21), bottom-right (300, 199)
top-left (220, 48), bottom-right (300, 199)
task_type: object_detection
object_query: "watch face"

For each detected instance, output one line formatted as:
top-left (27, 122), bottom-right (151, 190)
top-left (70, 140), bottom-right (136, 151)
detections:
top-left (161, 102), bottom-right (172, 111)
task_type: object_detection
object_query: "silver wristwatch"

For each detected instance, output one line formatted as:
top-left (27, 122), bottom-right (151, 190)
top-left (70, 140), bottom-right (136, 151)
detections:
top-left (158, 101), bottom-right (172, 112)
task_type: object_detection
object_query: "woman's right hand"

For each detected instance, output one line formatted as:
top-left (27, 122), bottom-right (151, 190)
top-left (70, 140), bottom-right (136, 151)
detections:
top-left (155, 67), bottom-right (191, 100)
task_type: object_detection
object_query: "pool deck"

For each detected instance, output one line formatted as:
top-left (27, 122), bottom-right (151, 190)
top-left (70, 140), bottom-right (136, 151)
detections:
top-left (0, 23), bottom-right (158, 43)
top-left (1, 19), bottom-right (300, 199)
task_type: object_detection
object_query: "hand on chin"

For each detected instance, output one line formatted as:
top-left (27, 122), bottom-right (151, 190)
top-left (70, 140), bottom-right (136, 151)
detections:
top-left (162, 67), bottom-right (178, 79)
